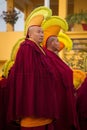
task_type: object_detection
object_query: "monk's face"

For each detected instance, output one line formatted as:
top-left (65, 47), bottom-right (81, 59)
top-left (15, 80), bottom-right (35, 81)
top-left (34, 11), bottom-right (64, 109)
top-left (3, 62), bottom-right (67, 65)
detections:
top-left (51, 37), bottom-right (60, 51)
top-left (29, 26), bottom-right (44, 45)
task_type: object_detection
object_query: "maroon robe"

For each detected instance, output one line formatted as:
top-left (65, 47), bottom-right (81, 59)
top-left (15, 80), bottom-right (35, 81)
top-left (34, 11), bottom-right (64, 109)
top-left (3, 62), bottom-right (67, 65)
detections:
top-left (0, 39), bottom-right (79, 130)
top-left (76, 77), bottom-right (87, 130)
top-left (0, 78), bottom-right (8, 130)
top-left (0, 78), bottom-right (21, 130)
top-left (0, 78), bottom-right (20, 130)
top-left (43, 49), bottom-right (80, 130)
top-left (5, 39), bottom-right (63, 129)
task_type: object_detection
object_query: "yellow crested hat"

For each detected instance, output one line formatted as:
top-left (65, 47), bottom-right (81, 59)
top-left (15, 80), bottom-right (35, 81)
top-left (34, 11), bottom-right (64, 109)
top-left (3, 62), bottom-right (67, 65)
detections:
top-left (42, 25), bottom-right (61, 47)
top-left (24, 6), bottom-right (52, 36)
top-left (11, 37), bottom-right (25, 61)
top-left (2, 60), bottom-right (14, 78)
top-left (41, 16), bottom-right (68, 47)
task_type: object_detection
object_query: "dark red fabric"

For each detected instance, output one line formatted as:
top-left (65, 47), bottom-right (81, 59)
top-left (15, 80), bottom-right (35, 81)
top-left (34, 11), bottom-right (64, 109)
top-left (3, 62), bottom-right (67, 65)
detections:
top-left (43, 49), bottom-right (80, 130)
top-left (5, 122), bottom-right (20, 130)
top-left (0, 78), bottom-right (8, 130)
top-left (6, 39), bottom-right (61, 123)
top-left (20, 123), bottom-right (54, 130)
top-left (76, 77), bottom-right (87, 130)
top-left (0, 39), bottom-right (80, 130)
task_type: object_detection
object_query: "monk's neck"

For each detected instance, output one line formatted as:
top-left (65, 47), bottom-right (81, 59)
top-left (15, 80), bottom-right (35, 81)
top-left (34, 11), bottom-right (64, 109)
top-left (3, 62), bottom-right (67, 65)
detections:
top-left (47, 48), bottom-right (58, 55)
top-left (28, 38), bottom-right (46, 55)
top-left (28, 38), bottom-right (39, 45)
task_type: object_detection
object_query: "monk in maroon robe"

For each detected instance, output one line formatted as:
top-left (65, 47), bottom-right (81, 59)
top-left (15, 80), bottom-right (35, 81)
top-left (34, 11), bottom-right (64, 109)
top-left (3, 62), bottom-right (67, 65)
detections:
top-left (0, 28), bottom-right (80, 130)
top-left (43, 36), bottom-right (80, 130)
top-left (76, 77), bottom-right (87, 130)
top-left (2, 26), bottom-right (65, 130)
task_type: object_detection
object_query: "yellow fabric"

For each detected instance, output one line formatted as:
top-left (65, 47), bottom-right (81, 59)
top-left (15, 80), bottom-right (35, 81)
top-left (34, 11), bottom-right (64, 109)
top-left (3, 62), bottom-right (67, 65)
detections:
top-left (2, 60), bottom-right (14, 78)
top-left (58, 32), bottom-right (73, 51)
top-left (42, 16), bottom-right (68, 31)
top-left (20, 117), bottom-right (53, 127)
top-left (73, 69), bottom-right (86, 89)
top-left (11, 37), bottom-right (25, 61)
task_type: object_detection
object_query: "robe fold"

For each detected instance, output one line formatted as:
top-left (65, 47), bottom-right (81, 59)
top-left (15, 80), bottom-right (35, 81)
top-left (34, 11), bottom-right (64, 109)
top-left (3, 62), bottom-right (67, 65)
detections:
top-left (43, 49), bottom-right (80, 130)
top-left (76, 77), bottom-right (87, 130)
top-left (0, 78), bottom-right (8, 130)
top-left (0, 39), bottom-right (80, 130)
top-left (6, 39), bottom-right (60, 123)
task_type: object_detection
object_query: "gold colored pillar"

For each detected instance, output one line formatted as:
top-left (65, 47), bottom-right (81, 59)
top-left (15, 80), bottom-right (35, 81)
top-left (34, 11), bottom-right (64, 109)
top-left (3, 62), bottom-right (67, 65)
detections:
top-left (7, 0), bottom-right (14, 31)
top-left (58, 0), bottom-right (68, 18)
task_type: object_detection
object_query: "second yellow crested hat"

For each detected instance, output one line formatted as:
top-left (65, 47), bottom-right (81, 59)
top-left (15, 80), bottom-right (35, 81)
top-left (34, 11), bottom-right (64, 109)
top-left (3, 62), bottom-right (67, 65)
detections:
top-left (41, 16), bottom-right (68, 47)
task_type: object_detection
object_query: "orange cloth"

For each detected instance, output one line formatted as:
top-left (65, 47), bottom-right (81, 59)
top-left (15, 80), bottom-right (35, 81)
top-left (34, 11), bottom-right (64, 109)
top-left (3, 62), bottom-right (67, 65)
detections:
top-left (73, 69), bottom-right (86, 89)
top-left (28, 15), bottom-right (44, 27)
top-left (59, 42), bottom-right (65, 51)
top-left (0, 76), bottom-right (3, 81)
top-left (20, 117), bottom-right (53, 127)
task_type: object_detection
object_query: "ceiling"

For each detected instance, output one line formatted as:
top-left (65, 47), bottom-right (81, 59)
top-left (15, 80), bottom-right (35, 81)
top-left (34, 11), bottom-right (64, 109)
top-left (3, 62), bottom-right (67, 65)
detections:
top-left (12, 0), bottom-right (73, 15)
top-left (14, 0), bottom-right (46, 11)
top-left (14, 0), bottom-right (32, 11)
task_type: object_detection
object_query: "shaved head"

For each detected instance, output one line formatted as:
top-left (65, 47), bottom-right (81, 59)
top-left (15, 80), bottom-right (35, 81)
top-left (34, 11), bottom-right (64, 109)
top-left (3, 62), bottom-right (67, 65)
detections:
top-left (28, 26), bottom-right (39, 36)
top-left (27, 26), bottom-right (44, 44)
top-left (28, 26), bottom-right (38, 33)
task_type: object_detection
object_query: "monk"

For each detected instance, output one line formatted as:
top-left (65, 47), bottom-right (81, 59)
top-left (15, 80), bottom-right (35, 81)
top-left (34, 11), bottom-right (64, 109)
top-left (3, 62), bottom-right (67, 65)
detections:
top-left (4, 26), bottom-right (63, 130)
top-left (43, 36), bottom-right (80, 130)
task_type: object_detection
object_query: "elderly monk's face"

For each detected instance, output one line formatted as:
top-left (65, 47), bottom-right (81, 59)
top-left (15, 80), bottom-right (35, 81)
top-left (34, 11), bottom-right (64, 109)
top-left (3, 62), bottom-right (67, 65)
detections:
top-left (51, 37), bottom-right (60, 52)
top-left (28, 26), bottom-right (44, 45)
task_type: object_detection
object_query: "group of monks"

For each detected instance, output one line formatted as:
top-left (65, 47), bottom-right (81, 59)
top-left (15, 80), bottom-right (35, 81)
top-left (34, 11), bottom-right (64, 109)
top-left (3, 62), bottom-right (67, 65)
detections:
top-left (0, 6), bottom-right (87, 130)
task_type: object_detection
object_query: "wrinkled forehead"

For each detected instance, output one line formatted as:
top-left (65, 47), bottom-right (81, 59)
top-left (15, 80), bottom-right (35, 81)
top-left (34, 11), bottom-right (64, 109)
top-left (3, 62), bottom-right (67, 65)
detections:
top-left (47, 36), bottom-right (58, 43)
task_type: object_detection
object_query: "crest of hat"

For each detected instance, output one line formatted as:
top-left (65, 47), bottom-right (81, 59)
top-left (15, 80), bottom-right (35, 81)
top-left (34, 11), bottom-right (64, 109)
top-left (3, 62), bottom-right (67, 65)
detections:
top-left (41, 16), bottom-right (68, 47)
top-left (28, 15), bottom-right (44, 27)
top-left (42, 25), bottom-right (61, 46)
top-left (24, 6), bottom-right (52, 36)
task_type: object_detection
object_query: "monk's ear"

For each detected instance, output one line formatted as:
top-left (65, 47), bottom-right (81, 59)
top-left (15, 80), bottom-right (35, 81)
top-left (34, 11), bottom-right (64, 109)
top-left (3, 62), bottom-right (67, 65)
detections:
top-left (28, 31), bottom-right (32, 38)
top-left (28, 31), bottom-right (30, 37)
